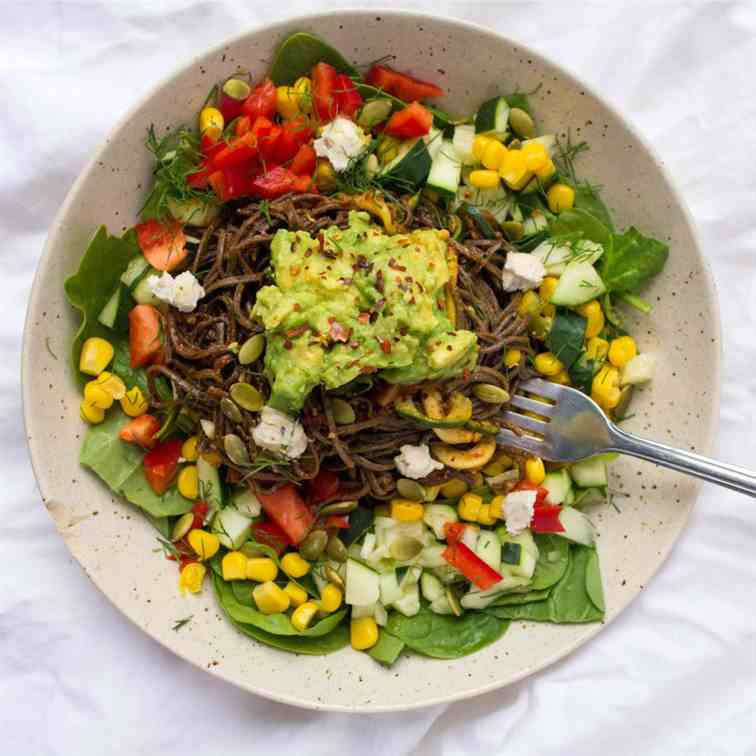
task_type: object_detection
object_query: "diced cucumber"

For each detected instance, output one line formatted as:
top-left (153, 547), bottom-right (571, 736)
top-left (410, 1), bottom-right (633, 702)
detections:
top-left (557, 506), bottom-right (596, 546)
top-left (522, 210), bottom-right (548, 236)
top-left (393, 582), bottom-right (421, 617)
top-left (351, 602), bottom-right (388, 626)
top-left (569, 456), bottom-right (609, 488)
top-left (424, 127), bottom-right (444, 161)
top-left (420, 572), bottom-right (445, 602)
top-left (426, 139), bottom-right (462, 198)
top-left (550, 260), bottom-right (606, 306)
top-left (212, 506), bottom-right (253, 550)
top-left (345, 559), bottom-right (381, 606)
top-left (357, 98), bottom-right (393, 129)
top-left (474, 530), bottom-right (501, 572)
top-left (573, 487), bottom-right (607, 507)
top-left (501, 542), bottom-right (521, 565)
top-left (97, 286), bottom-right (122, 329)
top-left (120, 256), bottom-right (150, 288)
top-left (373, 516), bottom-right (395, 547)
top-left (131, 273), bottom-right (163, 307)
top-left (360, 532), bottom-right (377, 561)
top-left (230, 488), bottom-right (261, 517)
top-left (460, 574), bottom-right (531, 609)
top-left (379, 138), bottom-right (432, 190)
top-left (531, 239), bottom-right (573, 275)
top-left (379, 571), bottom-right (402, 606)
top-left (167, 196), bottom-right (219, 227)
top-left (423, 504), bottom-right (458, 539)
top-left (475, 96), bottom-right (510, 139)
top-left (417, 543), bottom-right (447, 568)
top-left (572, 239), bottom-right (605, 266)
top-left (452, 124), bottom-right (476, 165)
top-left (563, 485), bottom-right (576, 506)
top-left (460, 524), bottom-right (479, 551)
top-left (621, 353), bottom-right (656, 386)
top-left (497, 529), bottom-right (538, 579)
top-left (374, 602), bottom-right (388, 627)
top-left (429, 594), bottom-right (454, 615)
top-left (399, 565), bottom-right (422, 591)
top-left (542, 469), bottom-right (573, 505)
top-left (197, 455), bottom-right (224, 510)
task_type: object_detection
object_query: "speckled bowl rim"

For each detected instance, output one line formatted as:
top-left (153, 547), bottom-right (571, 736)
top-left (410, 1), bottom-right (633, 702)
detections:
top-left (22, 8), bottom-right (722, 712)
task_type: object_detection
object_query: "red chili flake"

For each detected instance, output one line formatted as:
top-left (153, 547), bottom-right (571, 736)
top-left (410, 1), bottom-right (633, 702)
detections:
top-left (375, 298), bottom-right (386, 310)
top-left (284, 339), bottom-right (293, 350)
top-left (290, 265), bottom-right (301, 276)
top-left (340, 277), bottom-right (354, 285)
top-left (437, 298), bottom-right (446, 309)
top-left (293, 303), bottom-right (301, 312)
top-left (388, 257), bottom-right (407, 272)
top-left (358, 312), bottom-right (370, 324)
top-left (304, 249), bottom-right (312, 258)
top-left (328, 320), bottom-right (352, 343)
top-left (463, 367), bottom-right (472, 381)
top-left (286, 325), bottom-right (308, 338)
top-left (350, 341), bottom-right (360, 350)
top-left (399, 326), bottom-right (409, 336)
top-left (375, 270), bottom-right (385, 293)
top-left (379, 338), bottom-right (392, 354)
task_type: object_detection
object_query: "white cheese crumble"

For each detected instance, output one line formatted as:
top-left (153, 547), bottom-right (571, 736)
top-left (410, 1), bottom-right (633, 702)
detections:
top-left (252, 406), bottom-right (308, 460)
top-left (394, 443), bottom-right (444, 480)
top-left (504, 489), bottom-right (538, 535)
top-left (501, 252), bottom-right (546, 292)
top-left (147, 271), bottom-right (205, 313)
top-left (314, 117), bottom-right (370, 172)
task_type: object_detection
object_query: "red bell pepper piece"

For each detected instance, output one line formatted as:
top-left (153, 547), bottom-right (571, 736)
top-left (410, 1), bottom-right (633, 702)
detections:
top-left (257, 483), bottom-right (315, 545)
top-left (443, 521), bottom-right (467, 544)
top-left (290, 143), bottom-right (317, 176)
top-left (135, 218), bottom-right (188, 272)
top-left (218, 77), bottom-right (252, 122)
top-left (212, 131), bottom-right (258, 171)
top-left (250, 520), bottom-right (291, 555)
top-left (119, 415), bottom-right (161, 449)
top-left (291, 174), bottom-right (314, 193)
top-left (274, 117), bottom-right (313, 164)
top-left (366, 64), bottom-right (444, 101)
top-left (312, 62), bottom-right (339, 122)
top-left (191, 500), bottom-right (211, 529)
top-left (186, 166), bottom-right (211, 189)
top-left (128, 304), bottom-right (163, 369)
top-left (442, 541), bottom-right (502, 591)
top-left (334, 73), bottom-right (363, 118)
top-left (143, 438), bottom-right (183, 495)
top-left (309, 470), bottom-right (340, 505)
top-left (384, 101), bottom-right (433, 139)
top-left (208, 164), bottom-right (253, 201)
top-left (234, 115), bottom-right (252, 137)
top-left (250, 166), bottom-right (297, 199)
top-left (531, 503), bottom-right (565, 533)
top-left (325, 514), bottom-right (350, 530)
top-left (241, 78), bottom-right (277, 121)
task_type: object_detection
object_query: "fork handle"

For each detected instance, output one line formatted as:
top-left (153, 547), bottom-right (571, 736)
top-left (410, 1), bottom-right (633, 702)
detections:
top-left (608, 425), bottom-right (756, 498)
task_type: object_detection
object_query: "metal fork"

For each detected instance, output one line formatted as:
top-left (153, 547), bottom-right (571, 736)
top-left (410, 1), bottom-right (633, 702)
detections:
top-left (498, 378), bottom-right (756, 497)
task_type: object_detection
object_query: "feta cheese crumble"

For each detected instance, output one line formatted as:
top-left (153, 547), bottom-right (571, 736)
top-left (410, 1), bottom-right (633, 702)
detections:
top-left (394, 443), bottom-right (444, 480)
top-left (252, 406), bottom-right (308, 459)
top-left (504, 489), bottom-right (538, 535)
top-left (501, 252), bottom-right (546, 292)
top-left (314, 117), bottom-right (370, 172)
top-left (147, 271), bottom-right (205, 313)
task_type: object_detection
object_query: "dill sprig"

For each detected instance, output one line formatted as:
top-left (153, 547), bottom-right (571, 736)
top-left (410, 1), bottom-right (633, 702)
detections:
top-left (554, 129), bottom-right (589, 184)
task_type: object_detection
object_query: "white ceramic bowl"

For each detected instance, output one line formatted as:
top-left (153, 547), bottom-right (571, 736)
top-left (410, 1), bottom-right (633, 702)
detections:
top-left (22, 10), bottom-right (720, 712)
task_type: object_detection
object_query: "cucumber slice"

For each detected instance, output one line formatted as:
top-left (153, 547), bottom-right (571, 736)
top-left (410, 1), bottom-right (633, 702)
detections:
top-left (420, 572), bottom-right (445, 602)
top-left (531, 240), bottom-right (573, 275)
top-left (569, 456), bottom-right (609, 488)
top-left (452, 124), bottom-right (476, 165)
top-left (357, 98), bottom-right (393, 129)
top-left (557, 506), bottom-right (596, 546)
top-left (424, 128), bottom-right (444, 161)
top-left (131, 273), bottom-right (163, 307)
top-left (497, 529), bottom-right (538, 579)
top-left (474, 530), bottom-right (501, 572)
top-left (426, 139), bottom-right (462, 198)
top-left (393, 582), bottom-right (421, 617)
top-left (501, 542), bottom-right (522, 565)
top-left (97, 286), bottom-right (122, 329)
top-left (378, 137), bottom-right (432, 190)
top-left (230, 488), bottom-right (261, 517)
top-left (120, 256), bottom-right (150, 288)
top-left (167, 196), bottom-right (219, 227)
top-left (460, 524), bottom-right (479, 551)
top-left (212, 506), bottom-right (253, 550)
top-left (573, 487), bottom-right (607, 507)
top-left (345, 559), bottom-right (381, 606)
top-left (379, 571), bottom-right (402, 606)
top-left (423, 504), bottom-right (458, 539)
top-left (564, 485), bottom-right (576, 506)
top-left (197, 455), bottom-right (224, 510)
top-left (475, 96), bottom-right (510, 138)
top-left (417, 543), bottom-right (447, 568)
top-left (522, 210), bottom-right (548, 236)
top-left (460, 574), bottom-right (530, 609)
top-left (550, 260), bottom-right (606, 306)
top-left (542, 469), bottom-right (573, 505)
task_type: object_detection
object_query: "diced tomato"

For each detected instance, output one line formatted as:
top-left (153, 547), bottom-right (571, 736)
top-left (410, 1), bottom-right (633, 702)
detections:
top-left (292, 174), bottom-right (314, 193)
top-left (443, 521), bottom-right (467, 544)
top-left (334, 73), bottom-right (363, 118)
top-left (135, 218), bottom-right (187, 272)
top-left (366, 64), bottom-right (444, 101)
top-left (384, 101), bottom-right (433, 139)
top-left (128, 304), bottom-right (163, 369)
top-left (119, 415), bottom-right (160, 449)
top-left (191, 500), bottom-right (211, 529)
top-left (241, 78), bottom-right (277, 121)
top-left (250, 166), bottom-right (297, 199)
top-left (312, 62), bottom-right (339, 122)
top-left (212, 131), bottom-right (258, 171)
top-left (257, 483), bottom-right (315, 545)
top-left (531, 503), bottom-right (565, 533)
top-left (274, 117), bottom-right (313, 164)
top-left (290, 143), bottom-right (317, 175)
top-left (234, 115), bottom-right (252, 137)
top-left (325, 514), bottom-right (350, 530)
top-left (251, 520), bottom-right (292, 555)
top-left (248, 116), bottom-right (281, 163)
top-left (208, 164), bottom-right (253, 201)
top-left (309, 470), bottom-right (340, 505)
top-left (442, 541), bottom-right (502, 591)
top-left (143, 438), bottom-right (183, 495)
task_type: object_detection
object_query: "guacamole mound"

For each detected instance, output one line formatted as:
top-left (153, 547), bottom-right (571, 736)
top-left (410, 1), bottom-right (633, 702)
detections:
top-left (252, 211), bottom-right (478, 412)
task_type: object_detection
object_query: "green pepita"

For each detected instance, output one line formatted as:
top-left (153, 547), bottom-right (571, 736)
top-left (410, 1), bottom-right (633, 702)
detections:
top-left (299, 529), bottom-right (328, 561)
top-left (501, 220), bottom-right (524, 241)
top-left (230, 382), bottom-right (264, 412)
top-left (319, 500), bottom-right (358, 516)
top-left (171, 512), bottom-right (194, 542)
top-left (396, 478), bottom-right (425, 502)
top-left (472, 384), bottom-right (511, 404)
top-left (324, 564), bottom-right (345, 589)
top-left (326, 535), bottom-right (348, 562)
top-left (220, 397), bottom-right (242, 423)
top-left (223, 433), bottom-right (250, 466)
top-left (509, 107), bottom-right (536, 138)
top-left (389, 535), bottom-right (424, 562)
top-left (330, 397), bottom-right (356, 425)
top-left (238, 333), bottom-right (265, 365)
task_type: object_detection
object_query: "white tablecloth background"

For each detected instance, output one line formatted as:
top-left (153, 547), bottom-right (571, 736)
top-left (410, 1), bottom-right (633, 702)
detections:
top-left (2, 2), bottom-right (755, 753)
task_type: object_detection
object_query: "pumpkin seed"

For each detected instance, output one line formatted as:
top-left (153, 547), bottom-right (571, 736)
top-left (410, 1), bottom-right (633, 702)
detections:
top-left (389, 535), bottom-right (424, 562)
top-left (223, 433), bottom-right (250, 466)
top-left (424, 484), bottom-right (441, 502)
top-left (319, 500), bottom-right (358, 516)
top-left (326, 535), bottom-right (348, 562)
top-left (507, 138), bottom-right (522, 151)
top-left (238, 333), bottom-right (265, 365)
top-left (446, 587), bottom-right (462, 617)
top-left (220, 397), bottom-right (242, 423)
top-left (200, 419), bottom-right (215, 439)
top-left (396, 478), bottom-right (425, 502)
top-left (509, 107), bottom-right (536, 138)
top-left (330, 397), bottom-right (356, 425)
top-left (501, 220), bottom-right (524, 241)
top-left (171, 512), bottom-right (194, 542)
top-left (230, 382), bottom-right (264, 412)
top-left (472, 384), bottom-right (511, 404)
top-left (324, 564), bottom-right (345, 589)
top-left (299, 529), bottom-right (328, 561)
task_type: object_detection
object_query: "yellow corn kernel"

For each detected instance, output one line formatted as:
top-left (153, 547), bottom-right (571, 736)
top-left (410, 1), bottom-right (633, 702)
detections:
top-left (468, 169), bottom-right (500, 189)
top-left (481, 139), bottom-right (507, 170)
top-left (200, 449), bottom-right (222, 468)
top-left (319, 583), bottom-right (343, 613)
top-left (517, 290), bottom-right (542, 318)
top-left (525, 457), bottom-right (546, 485)
top-left (199, 106), bottom-right (224, 142)
top-left (80, 399), bottom-right (105, 424)
top-left (281, 552), bottom-right (311, 578)
top-left (586, 336), bottom-right (610, 362)
top-left (315, 159), bottom-right (337, 191)
top-left (276, 85), bottom-right (301, 120)
top-left (390, 499), bottom-right (425, 523)
top-left (477, 503), bottom-right (497, 526)
top-left (283, 581), bottom-right (308, 608)
top-left (179, 562), bottom-right (206, 595)
top-left (246, 557), bottom-right (278, 583)
top-left (499, 149), bottom-right (532, 190)
top-left (187, 529), bottom-right (220, 561)
top-left (504, 349), bottom-right (522, 369)
top-left (221, 551), bottom-right (249, 581)
top-left (592, 365), bottom-right (621, 411)
top-left (458, 493), bottom-right (483, 522)
top-left (534, 158), bottom-right (556, 180)
top-left (521, 141), bottom-right (549, 172)
top-left (84, 380), bottom-right (114, 410)
top-left (181, 436), bottom-right (199, 462)
top-left (293, 76), bottom-right (312, 114)
top-left (291, 601), bottom-right (319, 632)
top-left (93, 371), bottom-right (126, 400)
top-left (79, 337), bottom-right (114, 376)
top-left (608, 336), bottom-right (638, 369)
top-left (120, 386), bottom-right (148, 417)
top-left (472, 134), bottom-right (495, 162)
top-left (534, 352), bottom-right (564, 377)
top-left (547, 183), bottom-right (576, 213)
top-left (253, 581), bottom-right (290, 614)
top-left (351, 616), bottom-right (379, 650)
top-left (177, 465), bottom-right (199, 500)
top-left (440, 479), bottom-right (468, 498)
top-left (489, 495), bottom-right (506, 519)
top-left (541, 303), bottom-right (557, 319)
top-left (576, 300), bottom-right (605, 339)
top-left (551, 370), bottom-right (571, 385)
top-left (539, 276), bottom-right (559, 304)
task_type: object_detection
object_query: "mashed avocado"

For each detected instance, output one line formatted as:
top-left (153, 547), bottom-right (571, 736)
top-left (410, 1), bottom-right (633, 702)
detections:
top-left (252, 211), bottom-right (478, 412)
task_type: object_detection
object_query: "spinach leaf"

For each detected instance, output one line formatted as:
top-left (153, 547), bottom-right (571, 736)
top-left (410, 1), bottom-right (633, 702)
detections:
top-left (574, 184), bottom-right (614, 231)
top-left (270, 31), bottom-right (360, 85)
top-left (120, 467), bottom-right (195, 517)
top-left (111, 339), bottom-right (171, 400)
top-left (568, 352), bottom-right (595, 394)
top-left (584, 547), bottom-right (605, 612)
top-left (546, 310), bottom-right (586, 369)
top-left (385, 604), bottom-right (509, 659)
top-left (341, 506), bottom-right (375, 547)
top-left (145, 514), bottom-right (172, 539)
top-left (228, 614), bottom-right (349, 655)
top-left (530, 534), bottom-right (570, 591)
top-left (490, 588), bottom-right (551, 607)
top-left (64, 226), bottom-right (141, 385)
top-left (368, 631), bottom-right (405, 666)
top-left (599, 227), bottom-right (669, 294)
top-left (549, 207), bottom-right (612, 249)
